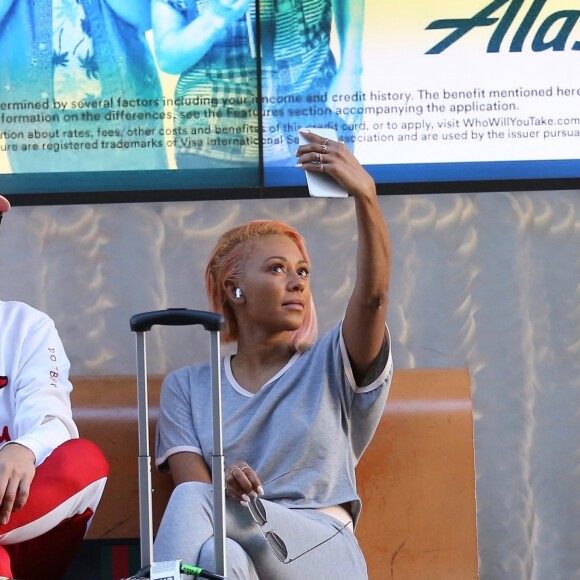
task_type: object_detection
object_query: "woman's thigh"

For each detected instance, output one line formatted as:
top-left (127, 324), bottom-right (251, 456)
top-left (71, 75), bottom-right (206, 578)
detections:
top-left (227, 500), bottom-right (368, 580)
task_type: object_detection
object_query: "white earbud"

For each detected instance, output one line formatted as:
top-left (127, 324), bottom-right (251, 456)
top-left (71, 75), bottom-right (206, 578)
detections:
top-left (235, 288), bottom-right (243, 299)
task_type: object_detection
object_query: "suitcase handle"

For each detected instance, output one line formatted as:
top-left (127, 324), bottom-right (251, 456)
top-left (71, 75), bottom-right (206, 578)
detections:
top-left (130, 307), bottom-right (227, 574)
top-left (130, 308), bottom-right (224, 333)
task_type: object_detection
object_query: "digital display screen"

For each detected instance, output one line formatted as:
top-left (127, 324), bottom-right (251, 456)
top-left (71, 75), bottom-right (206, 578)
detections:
top-left (1, 0), bottom-right (578, 204)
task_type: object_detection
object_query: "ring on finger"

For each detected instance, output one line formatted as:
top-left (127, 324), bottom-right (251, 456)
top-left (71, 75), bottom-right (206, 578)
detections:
top-left (321, 144), bottom-right (327, 153)
top-left (321, 162), bottom-right (324, 172)
top-left (240, 466), bottom-right (251, 472)
top-left (316, 152), bottom-right (322, 163)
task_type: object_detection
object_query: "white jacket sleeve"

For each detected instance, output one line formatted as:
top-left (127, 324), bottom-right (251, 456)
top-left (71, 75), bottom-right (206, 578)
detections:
top-left (1, 303), bottom-right (79, 466)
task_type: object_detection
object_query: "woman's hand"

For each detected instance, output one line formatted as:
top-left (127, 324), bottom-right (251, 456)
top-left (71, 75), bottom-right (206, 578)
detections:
top-left (224, 462), bottom-right (264, 504)
top-left (295, 130), bottom-right (376, 201)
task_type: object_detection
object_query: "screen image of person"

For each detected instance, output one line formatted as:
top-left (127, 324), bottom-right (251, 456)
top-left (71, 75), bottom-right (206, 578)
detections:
top-left (151, 0), bottom-right (362, 170)
top-left (0, 196), bottom-right (109, 580)
top-left (153, 133), bottom-right (392, 579)
top-left (0, 0), bottom-right (167, 174)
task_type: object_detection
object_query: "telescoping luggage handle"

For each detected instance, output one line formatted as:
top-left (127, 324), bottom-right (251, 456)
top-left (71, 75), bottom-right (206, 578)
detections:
top-left (130, 309), bottom-right (227, 577)
top-left (130, 308), bottom-right (224, 333)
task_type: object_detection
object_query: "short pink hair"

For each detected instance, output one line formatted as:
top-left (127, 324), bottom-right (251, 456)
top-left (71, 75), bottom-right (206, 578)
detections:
top-left (205, 220), bottom-right (318, 351)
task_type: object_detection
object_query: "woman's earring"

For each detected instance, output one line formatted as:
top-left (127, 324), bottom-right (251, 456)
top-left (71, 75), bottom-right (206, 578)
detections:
top-left (235, 288), bottom-right (243, 299)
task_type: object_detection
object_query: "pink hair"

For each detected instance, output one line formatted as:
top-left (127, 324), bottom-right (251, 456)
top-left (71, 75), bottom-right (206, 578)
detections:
top-left (205, 220), bottom-right (318, 352)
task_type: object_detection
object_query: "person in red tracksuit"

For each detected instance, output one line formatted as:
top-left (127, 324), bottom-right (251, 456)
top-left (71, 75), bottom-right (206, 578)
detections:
top-left (0, 195), bottom-right (109, 580)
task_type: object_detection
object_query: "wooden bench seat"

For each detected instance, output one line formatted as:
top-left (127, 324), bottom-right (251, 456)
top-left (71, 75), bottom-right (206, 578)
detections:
top-left (71, 369), bottom-right (478, 580)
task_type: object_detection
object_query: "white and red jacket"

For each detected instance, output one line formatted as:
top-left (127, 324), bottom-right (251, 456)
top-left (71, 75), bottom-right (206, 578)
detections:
top-left (0, 300), bottom-right (78, 465)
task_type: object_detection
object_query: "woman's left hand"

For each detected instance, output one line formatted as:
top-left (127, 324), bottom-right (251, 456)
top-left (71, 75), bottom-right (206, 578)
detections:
top-left (224, 461), bottom-right (264, 504)
top-left (295, 130), bottom-right (375, 200)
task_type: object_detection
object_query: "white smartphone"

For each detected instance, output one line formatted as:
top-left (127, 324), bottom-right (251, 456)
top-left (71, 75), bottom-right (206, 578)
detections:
top-left (298, 128), bottom-right (348, 198)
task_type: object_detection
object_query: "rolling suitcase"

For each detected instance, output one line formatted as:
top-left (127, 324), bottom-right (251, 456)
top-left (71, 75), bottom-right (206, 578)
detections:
top-left (129, 308), bottom-right (227, 579)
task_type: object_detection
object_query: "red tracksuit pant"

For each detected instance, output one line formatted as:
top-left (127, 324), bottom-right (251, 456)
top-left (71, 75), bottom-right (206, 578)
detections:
top-left (0, 438), bottom-right (108, 579)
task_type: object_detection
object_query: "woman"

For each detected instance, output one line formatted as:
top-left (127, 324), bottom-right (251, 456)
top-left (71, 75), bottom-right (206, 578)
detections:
top-left (154, 131), bottom-right (392, 579)
top-left (151, 0), bottom-right (363, 168)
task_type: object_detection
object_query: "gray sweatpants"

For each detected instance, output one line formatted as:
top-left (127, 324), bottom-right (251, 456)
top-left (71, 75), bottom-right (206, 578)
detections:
top-left (153, 482), bottom-right (368, 580)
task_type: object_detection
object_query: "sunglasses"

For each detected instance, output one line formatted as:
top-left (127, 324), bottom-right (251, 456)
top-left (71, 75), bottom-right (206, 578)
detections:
top-left (245, 494), bottom-right (351, 563)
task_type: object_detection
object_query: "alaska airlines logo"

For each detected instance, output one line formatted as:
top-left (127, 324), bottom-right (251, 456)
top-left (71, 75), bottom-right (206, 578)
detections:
top-left (0, 376), bottom-right (7, 389)
top-left (426, 0), bottom-right (580, 53)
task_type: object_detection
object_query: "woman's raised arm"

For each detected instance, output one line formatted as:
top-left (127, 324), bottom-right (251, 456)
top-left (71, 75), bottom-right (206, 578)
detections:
top-left (296, 131), bottom-right (391, 384)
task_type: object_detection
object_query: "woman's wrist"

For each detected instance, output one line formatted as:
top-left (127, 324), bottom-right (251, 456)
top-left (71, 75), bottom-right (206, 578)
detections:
top-left (349, 174), bottom-right (377, 201)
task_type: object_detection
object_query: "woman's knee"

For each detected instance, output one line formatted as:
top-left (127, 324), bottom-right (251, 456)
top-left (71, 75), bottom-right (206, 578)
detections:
top-left (171, 481), bottom-right (212, 503)
top-left (163, 481), bottom-right (214, 522)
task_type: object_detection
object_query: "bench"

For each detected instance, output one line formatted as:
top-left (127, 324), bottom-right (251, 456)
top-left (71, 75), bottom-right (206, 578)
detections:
top-left (70, 369), bottom-right (478, 579)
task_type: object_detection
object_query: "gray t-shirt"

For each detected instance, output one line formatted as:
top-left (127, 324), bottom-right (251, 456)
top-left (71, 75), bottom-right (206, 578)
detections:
top-left (156, 322), bottom-right (393, 526)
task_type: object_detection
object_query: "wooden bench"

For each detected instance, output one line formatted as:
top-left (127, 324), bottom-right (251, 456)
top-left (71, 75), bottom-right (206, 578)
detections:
top-left (71, 369), bottom-right (478, 580)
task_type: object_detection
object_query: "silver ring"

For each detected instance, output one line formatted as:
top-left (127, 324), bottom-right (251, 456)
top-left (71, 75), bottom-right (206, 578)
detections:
top-left (241, 466), bottom-right (251, 472)
top-left (320, 163), bottom-right (324, 172)
top-left (316, 152), bottom-right (322, 163)
top-left (321, 144), bottom-right (327, 153)
top-left (323, 138), bottom-right (329, 146)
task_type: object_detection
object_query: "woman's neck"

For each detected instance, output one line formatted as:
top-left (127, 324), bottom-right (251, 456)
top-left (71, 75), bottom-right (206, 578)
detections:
top-left (231, 340), bottom-right (296, 394)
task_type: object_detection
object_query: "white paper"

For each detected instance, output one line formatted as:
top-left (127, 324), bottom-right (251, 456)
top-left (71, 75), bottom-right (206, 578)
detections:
top-left (298, 128), bottom-right (348, 198)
